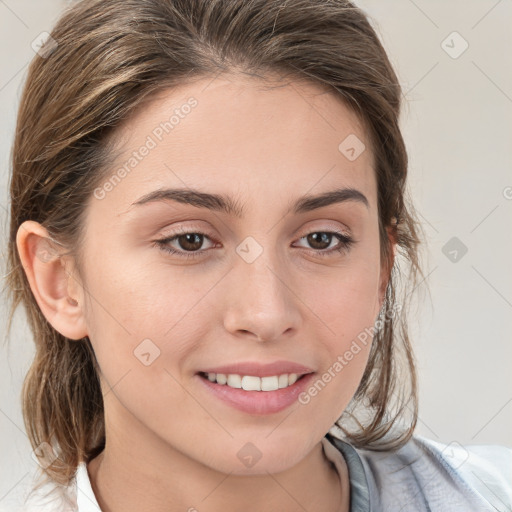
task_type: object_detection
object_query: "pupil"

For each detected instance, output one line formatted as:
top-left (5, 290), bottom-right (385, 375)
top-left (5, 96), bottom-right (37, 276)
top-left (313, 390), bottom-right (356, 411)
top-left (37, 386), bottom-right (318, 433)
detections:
top-left (308, 232), bottom-right (330, 249)
top-left (180, 233), bottom-right (202, 251)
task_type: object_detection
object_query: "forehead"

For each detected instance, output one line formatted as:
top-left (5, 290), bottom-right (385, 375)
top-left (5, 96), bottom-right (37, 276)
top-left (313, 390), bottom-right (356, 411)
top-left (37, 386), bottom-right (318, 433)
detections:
top-left (91, 73), bottom-right (376, 218)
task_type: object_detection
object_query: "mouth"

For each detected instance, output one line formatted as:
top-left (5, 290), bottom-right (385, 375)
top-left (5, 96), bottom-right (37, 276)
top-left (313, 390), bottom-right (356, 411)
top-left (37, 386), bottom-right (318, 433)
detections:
top-left (197, 371), bottom-right (310, 391)
top-left (195, 371), bottom-right (316, 415)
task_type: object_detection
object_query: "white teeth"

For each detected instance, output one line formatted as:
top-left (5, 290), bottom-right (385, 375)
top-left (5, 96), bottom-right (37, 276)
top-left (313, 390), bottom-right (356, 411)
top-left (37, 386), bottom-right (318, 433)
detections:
top-left (242, 375), bottom-right (261, 391)
top-left (227, 374), bottom-right (242, 388)
top-left (278, 374), bottom-right (289, 388)
top-left (210, 372), bottom-right (227, 385)
top-left (204, 372), bottom-right (301, 391)
top-left (260, 376), bottom-right (278, 391)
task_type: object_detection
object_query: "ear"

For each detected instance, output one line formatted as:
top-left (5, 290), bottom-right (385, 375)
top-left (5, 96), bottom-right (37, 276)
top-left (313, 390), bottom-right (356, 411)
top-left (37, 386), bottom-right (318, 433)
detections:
top-left (15, 220), bottom-right (88, 340)
top-left (377, 224), bottom-right (397, 311)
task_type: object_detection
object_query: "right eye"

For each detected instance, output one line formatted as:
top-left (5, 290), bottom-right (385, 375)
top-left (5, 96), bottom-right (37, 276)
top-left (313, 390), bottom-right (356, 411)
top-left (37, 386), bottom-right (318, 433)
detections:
top-left (153, 230), bottom-right (217, 259)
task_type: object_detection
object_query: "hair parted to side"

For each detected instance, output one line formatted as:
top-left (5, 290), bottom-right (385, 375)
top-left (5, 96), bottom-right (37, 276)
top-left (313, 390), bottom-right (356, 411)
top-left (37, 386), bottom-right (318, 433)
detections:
top-left (4, 0), bottom-right (428, 490)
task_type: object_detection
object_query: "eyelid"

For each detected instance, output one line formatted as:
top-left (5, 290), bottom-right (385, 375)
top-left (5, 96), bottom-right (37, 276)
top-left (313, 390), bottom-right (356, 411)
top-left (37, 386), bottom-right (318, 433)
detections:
top-left (158, 222), bottom-right (217, 239)
top-left (302, 223), bottom-right (349, 234)
top-left (158, 220), bottom-right (351, 244)
top-left (295, 220), bottom-right (352, 239)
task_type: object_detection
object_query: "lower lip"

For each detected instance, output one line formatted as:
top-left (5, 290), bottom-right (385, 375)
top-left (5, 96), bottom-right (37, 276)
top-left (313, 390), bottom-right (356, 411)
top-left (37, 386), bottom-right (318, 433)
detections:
top-left (196, 372), bottom-right (316, 415)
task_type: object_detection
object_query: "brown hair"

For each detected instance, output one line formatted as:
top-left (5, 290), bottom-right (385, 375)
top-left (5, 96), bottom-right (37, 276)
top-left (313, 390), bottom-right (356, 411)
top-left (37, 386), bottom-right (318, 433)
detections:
top-left (4, 0), bottom-right (427, 491)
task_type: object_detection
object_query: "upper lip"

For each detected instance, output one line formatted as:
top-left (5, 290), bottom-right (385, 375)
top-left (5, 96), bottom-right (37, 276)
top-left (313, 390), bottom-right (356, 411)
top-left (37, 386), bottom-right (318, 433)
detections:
top-left (198, 360), bottom-right (315, 378)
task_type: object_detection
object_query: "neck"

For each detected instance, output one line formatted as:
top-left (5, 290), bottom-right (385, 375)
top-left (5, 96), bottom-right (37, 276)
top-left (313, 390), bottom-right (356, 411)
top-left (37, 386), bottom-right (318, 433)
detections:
top-left (87, 432), bottom-right (348, 512)
top-left (86, 392), bottom-right (349, 512)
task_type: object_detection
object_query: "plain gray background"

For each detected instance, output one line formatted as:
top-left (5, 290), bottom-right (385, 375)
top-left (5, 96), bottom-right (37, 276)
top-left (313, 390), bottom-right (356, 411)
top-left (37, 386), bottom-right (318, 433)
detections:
top-left (1, 0), bottom-right (511, 509)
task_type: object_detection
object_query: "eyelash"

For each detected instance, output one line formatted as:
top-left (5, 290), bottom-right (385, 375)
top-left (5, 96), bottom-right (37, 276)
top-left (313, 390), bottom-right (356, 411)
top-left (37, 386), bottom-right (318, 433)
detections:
top-left (153, 229), bottom-right (355, 260)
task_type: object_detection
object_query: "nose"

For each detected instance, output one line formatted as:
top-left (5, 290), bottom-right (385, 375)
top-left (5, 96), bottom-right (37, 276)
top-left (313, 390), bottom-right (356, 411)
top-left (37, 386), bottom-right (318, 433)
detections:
top-left (222, 254), bottom-right (302, 343)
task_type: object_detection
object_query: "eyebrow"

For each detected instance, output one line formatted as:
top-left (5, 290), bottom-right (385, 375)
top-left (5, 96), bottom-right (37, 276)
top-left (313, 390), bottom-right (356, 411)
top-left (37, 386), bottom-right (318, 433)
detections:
top-left (128, 186), bottom-right (369, 217)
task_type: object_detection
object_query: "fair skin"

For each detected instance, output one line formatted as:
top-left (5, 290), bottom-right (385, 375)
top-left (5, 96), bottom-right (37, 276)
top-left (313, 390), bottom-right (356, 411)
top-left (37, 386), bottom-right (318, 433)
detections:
top-left (17, 73), bottom-right (395, 512)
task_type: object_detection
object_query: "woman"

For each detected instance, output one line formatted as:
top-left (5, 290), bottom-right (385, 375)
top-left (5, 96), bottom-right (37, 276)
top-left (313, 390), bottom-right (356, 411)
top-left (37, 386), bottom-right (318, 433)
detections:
top-left (5, 0), bottom-right (511, 510)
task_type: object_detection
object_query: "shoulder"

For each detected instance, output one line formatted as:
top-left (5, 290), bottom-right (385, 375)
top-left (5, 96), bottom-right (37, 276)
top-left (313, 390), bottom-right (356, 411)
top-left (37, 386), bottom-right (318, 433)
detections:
top-left (19, 462), bottom-right (100, 512)
top-left (412, 434), bottom-right (512, 510)
top-left (327, 431), bottom-right (512, 511)
top-left (15, 470), bottom-right (78, 512)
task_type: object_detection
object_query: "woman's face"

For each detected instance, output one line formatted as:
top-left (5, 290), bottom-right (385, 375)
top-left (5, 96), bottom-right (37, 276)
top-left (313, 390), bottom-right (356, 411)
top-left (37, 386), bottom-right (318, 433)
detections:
top-left (63, 74), bottom-right (392, 474)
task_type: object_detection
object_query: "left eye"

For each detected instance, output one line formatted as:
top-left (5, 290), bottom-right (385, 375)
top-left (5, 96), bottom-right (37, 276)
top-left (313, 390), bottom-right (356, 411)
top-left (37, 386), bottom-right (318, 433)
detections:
top-left (294, 231), bottom-right (353, 254)
top-left (153, 230), bottom-right (355, 259)
top-left (157, 232), bottom-right (214, 252)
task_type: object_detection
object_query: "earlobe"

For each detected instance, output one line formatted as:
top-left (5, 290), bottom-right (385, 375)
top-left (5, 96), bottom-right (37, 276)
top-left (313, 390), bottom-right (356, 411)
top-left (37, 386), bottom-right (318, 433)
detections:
top-left (16, 220), bottom-right (88, 341)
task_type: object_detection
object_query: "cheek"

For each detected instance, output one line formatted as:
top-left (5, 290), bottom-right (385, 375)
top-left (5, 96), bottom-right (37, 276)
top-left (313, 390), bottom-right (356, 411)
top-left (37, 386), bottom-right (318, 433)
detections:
top-left (84, 239), bottom-right (192, 330)
top-left (296, 284), bottom-right (378, 427)
top-left (304, 255), bottom-right (381, 335)
top-left (81, 243), bottom-right (224, 393)
top-left (82, 272), bottom-right (203, 436)
top-left (294, 255), bottom-right (381, 418)
top-left (298, 342), bottom-right (372, 429)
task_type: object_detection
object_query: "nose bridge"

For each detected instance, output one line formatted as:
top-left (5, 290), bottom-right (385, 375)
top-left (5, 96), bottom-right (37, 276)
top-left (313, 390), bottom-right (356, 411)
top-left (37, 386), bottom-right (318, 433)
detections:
top-left (223, 235), bottom-right (300, 340)
top-left (240, 244), bottom-right (284, 302)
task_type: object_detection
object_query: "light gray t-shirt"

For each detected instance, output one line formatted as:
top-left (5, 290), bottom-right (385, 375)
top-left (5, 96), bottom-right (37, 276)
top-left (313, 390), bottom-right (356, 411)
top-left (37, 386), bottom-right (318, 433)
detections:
top-left (19, 433), bottom-right (512, 511)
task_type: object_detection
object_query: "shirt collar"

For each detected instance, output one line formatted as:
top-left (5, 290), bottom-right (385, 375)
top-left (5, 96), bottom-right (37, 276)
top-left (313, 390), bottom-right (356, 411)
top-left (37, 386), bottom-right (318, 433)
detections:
top-left (323, 433), bottom-right (372, 512)
top-left (76, 462), bottom-right (102, 511)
